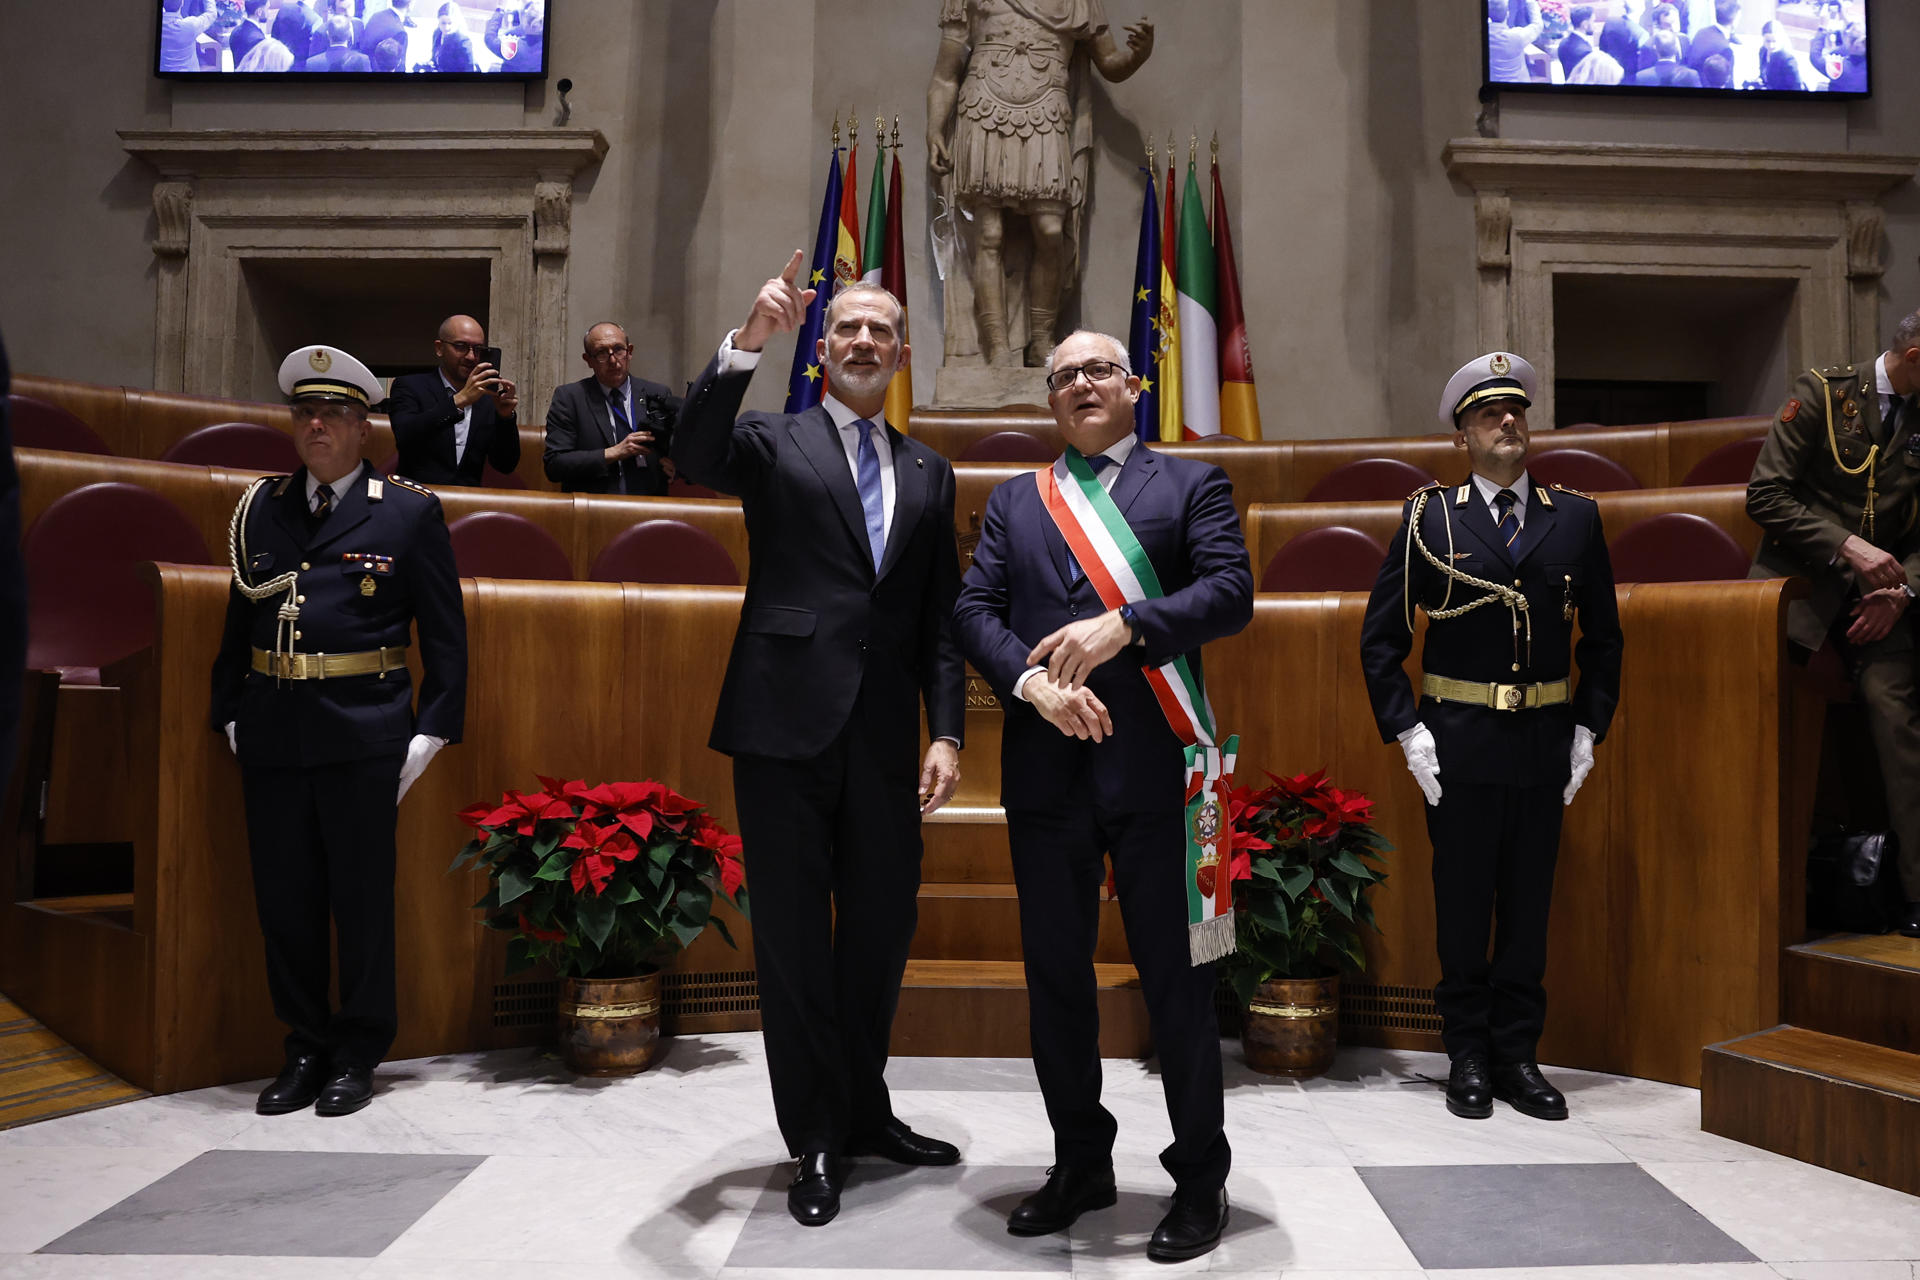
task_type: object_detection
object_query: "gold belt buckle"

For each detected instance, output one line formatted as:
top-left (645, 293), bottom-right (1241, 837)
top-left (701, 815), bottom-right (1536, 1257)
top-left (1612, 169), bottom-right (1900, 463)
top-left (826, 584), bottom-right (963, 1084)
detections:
top-left (1493, 682), bottom-right (1528, 710)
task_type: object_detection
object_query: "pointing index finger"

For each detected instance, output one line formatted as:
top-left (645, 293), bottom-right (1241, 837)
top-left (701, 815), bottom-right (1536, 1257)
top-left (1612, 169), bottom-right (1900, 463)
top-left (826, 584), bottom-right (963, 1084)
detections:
top-left (780, 249), bottom-right (806, 285)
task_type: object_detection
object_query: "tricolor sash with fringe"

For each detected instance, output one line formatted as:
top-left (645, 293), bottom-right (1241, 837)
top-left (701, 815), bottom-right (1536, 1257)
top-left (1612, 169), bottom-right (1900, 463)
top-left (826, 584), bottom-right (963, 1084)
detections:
top-left (1036, 448), bottom-right (1240, 965)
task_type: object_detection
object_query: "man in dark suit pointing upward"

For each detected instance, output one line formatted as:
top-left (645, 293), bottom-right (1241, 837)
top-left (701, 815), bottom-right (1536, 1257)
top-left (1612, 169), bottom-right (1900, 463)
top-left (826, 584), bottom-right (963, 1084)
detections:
top-left (672, 252), bottom-right (966, 1228)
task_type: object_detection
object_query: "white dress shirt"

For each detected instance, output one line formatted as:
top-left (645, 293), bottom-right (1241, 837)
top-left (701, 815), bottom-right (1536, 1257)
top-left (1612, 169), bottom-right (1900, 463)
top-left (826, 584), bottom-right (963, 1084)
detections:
top-left (1012, 434), bottom-right (1139, 703)
top-left (1471, 470), bottom-right (1533, 531)
top-left (438, 371), bottom-right (473, 466)
top-left (1876, 352), bottom-right (1899, 433)
top-left (305, 462), bottom-right (365, 513)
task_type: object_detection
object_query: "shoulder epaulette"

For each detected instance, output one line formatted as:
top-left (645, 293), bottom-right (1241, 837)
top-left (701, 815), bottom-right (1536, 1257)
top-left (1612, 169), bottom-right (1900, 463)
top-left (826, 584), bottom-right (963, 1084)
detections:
top-left (267, 474), bottom-right (293, 498)
top-left (1405, 481), bottom-right (1445, 502)
top-left (385, 474), bottom-right (435, 499)
top-left (1817, 364), bottom-right (1860, 382)
top-left (1549, 482), bottom-right (1595, 501)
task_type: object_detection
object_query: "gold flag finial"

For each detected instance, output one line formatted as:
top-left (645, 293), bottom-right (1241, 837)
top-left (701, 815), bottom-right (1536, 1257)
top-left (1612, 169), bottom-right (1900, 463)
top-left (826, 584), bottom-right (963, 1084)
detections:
top-left (876, 113), bottom-right (886, 150)
top-left (1166, 131), bottom-right (1176, 165)
top-left (848, 109), bottom-right (858, 148)
top-left (1211, 131), bottom-right (1219, 165)
top-left (1146, 133), bottom-right (1155, 166)
top-left (891, 112), bottom-right (901, 149)
top-left (832, 114), bottom-right (841, 149)
top-left (1189, 131), bottom-right (1197, 166)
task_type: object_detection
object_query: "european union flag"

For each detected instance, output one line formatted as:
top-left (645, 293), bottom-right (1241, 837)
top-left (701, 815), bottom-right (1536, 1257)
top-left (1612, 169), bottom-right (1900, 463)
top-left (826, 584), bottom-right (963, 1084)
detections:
top-left (785, 147), bottom-right (844, 413)
top-left (1127, 167), bottom-right (1160, 443)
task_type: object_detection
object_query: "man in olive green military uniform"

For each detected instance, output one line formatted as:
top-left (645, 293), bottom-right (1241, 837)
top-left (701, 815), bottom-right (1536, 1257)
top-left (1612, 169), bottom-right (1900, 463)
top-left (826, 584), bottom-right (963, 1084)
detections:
top-left (1747, 309), bottom-right (1920, 937)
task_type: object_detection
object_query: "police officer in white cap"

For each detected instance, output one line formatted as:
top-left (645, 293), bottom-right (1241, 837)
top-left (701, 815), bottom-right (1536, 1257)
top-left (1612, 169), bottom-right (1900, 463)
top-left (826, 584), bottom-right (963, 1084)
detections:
top-left (210, 344), bottom-right (467, 1117)
top-left (1358, 352), bottom-right (1623, 1123)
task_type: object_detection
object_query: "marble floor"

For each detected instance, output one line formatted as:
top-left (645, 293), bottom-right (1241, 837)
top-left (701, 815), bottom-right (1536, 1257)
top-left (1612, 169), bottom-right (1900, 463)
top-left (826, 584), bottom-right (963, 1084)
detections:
top-left (0, 1034), bottom-right (1916, 1278)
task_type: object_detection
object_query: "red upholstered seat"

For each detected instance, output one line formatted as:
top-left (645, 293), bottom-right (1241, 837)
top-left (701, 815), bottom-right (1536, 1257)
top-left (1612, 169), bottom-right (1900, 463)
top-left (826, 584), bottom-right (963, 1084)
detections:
top-left (1303, 458), bottom-right (1437, 503)
top-left (448, 512), bottom-right (572, 581)
top-left (377, 453), bottom-right (401, 476)
top-left (1680, 437), bottom-right (1765, 487)
top-left (589, 519), bottom-right (739, 586)
top-left (959, 431), bottom-right (1055, 462)
top-left (1608, 512), bottom-right (1750, 583)
top-left (668, 475), bottom-right (723, 500)
top-left (24, 482), bottom-right (212, 681)
top-left (159, 422), bottom-right (302, 472)
top-left (1260, 527), bottom-right (1388, 592)
top-left (1529, 448), bottom-right (1640, 492)
top-left (9, 395), bottom-right (112, 455)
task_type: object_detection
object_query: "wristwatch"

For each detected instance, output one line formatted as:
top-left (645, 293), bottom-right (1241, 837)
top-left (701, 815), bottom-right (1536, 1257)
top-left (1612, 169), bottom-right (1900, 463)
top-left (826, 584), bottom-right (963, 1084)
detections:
top-left (1119, 603), bottom-right (1143, 645)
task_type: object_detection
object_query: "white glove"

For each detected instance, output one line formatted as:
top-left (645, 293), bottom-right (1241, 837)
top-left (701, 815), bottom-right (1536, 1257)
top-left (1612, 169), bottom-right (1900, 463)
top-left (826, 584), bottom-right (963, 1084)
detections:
top-left (224, 721), bottom-right (237, 756)
top-left (1564, 725), bottom-right (1596, 806)
top-left (397, 734), bottom-right (446, 803)
top-left (1398, 723), bottom-right (1443, 806)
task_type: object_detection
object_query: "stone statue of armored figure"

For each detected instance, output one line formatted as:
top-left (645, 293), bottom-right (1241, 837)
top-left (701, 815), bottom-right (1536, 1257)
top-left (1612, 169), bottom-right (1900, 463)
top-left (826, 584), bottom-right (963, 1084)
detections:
top-left (928, 0), bottom-right (1153, 368)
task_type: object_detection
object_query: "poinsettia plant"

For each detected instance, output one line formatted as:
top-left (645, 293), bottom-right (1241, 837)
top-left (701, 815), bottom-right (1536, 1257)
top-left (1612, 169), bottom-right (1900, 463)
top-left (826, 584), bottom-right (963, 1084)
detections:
top-left (1224, 769), bottom-right (1391, 1005)
top-left (451, 775), bottom-right (748, 979)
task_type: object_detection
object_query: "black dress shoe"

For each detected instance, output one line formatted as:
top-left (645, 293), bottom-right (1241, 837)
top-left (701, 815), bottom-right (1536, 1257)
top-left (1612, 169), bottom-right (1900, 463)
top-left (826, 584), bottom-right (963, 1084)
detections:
top-left (1492, 1061), bottom-right (1568, 1121)
top-left (1898, 902), bottom-right (1920, 938)
top-left (1148, 1187), bottom-right (1229, 1262)
top-left (313, 1065), bottom-right (374, 1117)
top-left (1006, 1163), bottom-right (1117, 1236)
top-left (788, 1152), bottom-right (843, 1226)
top-left (1446, 1052), bottom-right (1493, 1119)
top-left (846, 1118), bottom-right (960, 1166)
top-left (256, 1052), bottom-right (329, 1116)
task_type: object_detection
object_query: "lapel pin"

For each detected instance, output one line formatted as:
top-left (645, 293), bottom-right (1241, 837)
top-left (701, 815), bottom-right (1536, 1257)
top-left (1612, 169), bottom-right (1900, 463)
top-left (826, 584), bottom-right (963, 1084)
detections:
top-left (916, 457), bottom-right (924, 468)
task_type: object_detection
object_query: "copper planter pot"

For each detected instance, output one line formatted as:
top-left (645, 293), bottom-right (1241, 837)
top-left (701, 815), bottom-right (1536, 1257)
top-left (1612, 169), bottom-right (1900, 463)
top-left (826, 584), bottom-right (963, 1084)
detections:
top-left (557, 972), bottom-right (663, 1076)
top-left (1241, 974), bottom-right (1339, 1079)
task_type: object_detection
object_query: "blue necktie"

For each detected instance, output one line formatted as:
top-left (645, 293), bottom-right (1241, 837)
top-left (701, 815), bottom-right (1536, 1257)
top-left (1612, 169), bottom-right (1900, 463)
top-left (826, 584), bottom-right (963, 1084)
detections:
top-left (1495, 488), bottom-right (1520, 549)
top-left (608, 389), bottom-right (633, 494)
top-left (1067, 453), bottom-right (1117, 585)
top-left (854, 419), bottom-right (886, 570)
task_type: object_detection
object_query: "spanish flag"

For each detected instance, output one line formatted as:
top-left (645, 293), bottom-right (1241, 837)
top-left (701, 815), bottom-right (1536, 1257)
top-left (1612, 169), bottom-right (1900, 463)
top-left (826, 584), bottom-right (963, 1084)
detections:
top-left (1156, 151), bottom-right (1183, 444)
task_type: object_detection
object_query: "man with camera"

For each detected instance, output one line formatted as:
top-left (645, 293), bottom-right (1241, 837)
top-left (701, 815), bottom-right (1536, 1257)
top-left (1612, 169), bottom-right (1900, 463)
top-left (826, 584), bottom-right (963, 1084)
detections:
top-left (385, 314), bottom-right (522, 487)
top-left (544, 322), bottom-right (682, 496)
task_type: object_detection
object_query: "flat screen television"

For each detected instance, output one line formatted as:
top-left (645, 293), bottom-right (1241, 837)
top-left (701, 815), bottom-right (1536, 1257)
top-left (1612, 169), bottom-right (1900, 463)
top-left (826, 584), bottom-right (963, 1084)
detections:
top-left (155, 0), bottom-right (549, 79)
top-left (1485, 0), bottom-right (1869, 98)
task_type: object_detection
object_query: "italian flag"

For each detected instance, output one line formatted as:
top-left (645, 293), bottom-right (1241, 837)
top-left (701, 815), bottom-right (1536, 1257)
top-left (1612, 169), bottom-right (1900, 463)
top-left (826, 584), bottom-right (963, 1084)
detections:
top-left (1177, 160), bottom-right (1220, 439)
top-left (861, 136), bottom-right (887, 290)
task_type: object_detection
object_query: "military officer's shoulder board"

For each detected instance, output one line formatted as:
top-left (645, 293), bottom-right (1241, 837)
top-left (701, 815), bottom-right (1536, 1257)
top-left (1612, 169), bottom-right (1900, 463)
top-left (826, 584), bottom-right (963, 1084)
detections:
top-left (1547, 482), bottom-right (1594, 503)
top-left (268, 474), bottom-right (294, 498)
top-left (384, 474), bottom-right (436, 500)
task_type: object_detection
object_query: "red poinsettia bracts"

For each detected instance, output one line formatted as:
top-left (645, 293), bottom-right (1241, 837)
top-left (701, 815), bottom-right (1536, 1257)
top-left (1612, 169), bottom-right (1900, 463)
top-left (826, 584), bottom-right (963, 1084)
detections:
top-left (451, 775), bottom-right (750, 980)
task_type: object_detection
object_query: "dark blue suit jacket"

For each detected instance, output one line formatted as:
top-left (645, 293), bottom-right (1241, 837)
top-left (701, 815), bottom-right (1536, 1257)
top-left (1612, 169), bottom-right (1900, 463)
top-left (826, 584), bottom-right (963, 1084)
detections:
top-left (210, 463), bottom-right (466, 767)
top-left (384, 371), bottom-right (521, 487)
top-left (1359, 478), bottom-right (1623, 787)
top-left (671, 356), bottom-right (965, 762)
top-left (953, 446), bottom-right (1252, 814)
top-left (271, 1), bottom-right (324, 63)
top-left (1636, 59), bottom-right (1702, 86)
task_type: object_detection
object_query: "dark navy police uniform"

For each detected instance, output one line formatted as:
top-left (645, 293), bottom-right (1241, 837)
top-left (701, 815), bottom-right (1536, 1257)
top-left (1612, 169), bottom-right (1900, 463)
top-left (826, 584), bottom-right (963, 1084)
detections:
top-left (210, 460), bottom-right (466, 1069)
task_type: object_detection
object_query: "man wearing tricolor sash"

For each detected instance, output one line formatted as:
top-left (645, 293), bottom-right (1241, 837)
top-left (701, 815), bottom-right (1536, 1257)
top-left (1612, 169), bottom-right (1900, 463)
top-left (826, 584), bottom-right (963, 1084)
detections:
top-left (953, 330), bottom-right (1252, 1263)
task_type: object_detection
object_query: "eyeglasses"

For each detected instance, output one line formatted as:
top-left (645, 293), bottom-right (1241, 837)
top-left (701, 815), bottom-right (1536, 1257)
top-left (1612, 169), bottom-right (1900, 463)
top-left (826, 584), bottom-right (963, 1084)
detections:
top-left (289, 402), bottom-right (365, 427)
top-left (586, 345), bottom-right (632, 362)
top-left (440, 340), bottom-right (486, 357)
top-left (1045, 360), bottom-right (1128, 393)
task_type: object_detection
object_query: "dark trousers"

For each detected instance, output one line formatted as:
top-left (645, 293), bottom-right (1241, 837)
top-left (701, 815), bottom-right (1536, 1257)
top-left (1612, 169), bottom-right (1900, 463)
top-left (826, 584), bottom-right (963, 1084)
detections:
top-left (1424, 780), bottom-right (1564, 1063)
top-left (1007, 802), bottom-right (1230, 1194)
top-left (240, 752), bottom-right (403, 1068)
top-left (1834, 623), bottom-right (1920, 901)
top-left (731, 709), bottom-right (923, 1157)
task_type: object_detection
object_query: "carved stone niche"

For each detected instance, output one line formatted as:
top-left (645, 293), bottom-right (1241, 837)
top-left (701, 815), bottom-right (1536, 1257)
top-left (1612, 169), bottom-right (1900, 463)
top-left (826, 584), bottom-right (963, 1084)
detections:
top-left (121, 129), bottom-right (608, 417)
top-left (1443, 139), bottom-right (1915, 428)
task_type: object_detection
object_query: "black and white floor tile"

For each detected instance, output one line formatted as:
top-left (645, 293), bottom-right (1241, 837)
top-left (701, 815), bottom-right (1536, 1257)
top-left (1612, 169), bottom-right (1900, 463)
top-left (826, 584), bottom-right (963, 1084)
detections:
top-left (0, 1035), bottom-right (1915, 1278)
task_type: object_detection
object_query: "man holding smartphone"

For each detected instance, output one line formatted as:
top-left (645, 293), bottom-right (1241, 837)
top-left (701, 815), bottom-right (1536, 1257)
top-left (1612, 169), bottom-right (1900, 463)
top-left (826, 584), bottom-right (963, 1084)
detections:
top-left (385, 314), bottom-right (522, 487)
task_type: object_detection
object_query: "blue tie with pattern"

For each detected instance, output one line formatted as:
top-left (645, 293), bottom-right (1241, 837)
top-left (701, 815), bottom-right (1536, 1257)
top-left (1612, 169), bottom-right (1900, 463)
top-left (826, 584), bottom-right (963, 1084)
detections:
top-left (1495, 488), bottom-right (1520, 549)
top-left (608, 389), bottom-right (633, 495)
top-left (854, 419), bottom-right (886, 570)
top-left (1067, 453), bottom-right (1117, 585)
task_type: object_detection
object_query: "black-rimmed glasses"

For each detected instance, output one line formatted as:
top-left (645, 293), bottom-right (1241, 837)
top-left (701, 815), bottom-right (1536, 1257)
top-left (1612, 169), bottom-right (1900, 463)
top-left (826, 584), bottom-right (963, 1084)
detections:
top-left (1045, 359), bottom-right (1128, 393)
